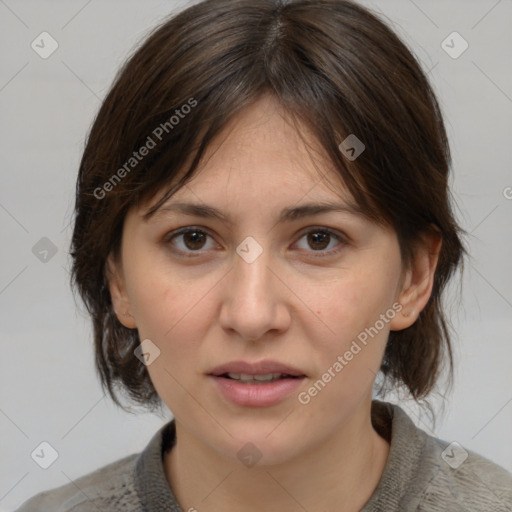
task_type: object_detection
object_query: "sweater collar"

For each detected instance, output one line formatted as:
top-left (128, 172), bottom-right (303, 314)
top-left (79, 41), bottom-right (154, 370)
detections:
top-left (134, 400), bottom-right (431, 512)
top-left (361, 400), bottom-right (431, 511)
top-left (134, 419), bottom-right (181, 511)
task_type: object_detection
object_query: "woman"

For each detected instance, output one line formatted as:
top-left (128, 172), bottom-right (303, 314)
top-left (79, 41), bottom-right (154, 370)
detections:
top-left (16, 0), bottom-right (512, 510)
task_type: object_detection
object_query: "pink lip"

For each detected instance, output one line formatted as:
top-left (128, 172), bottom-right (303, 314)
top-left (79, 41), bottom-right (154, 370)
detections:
top-left (207, 359), bottom-right (306, 407)
top-left (209, 375), bottom-right (305, 407)
top-left (209, 359), bottom-right (305, 377)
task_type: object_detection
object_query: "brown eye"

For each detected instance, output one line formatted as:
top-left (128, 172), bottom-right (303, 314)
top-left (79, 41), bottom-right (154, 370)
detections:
top-left (307, 231), bottom-right (331, 250)
top-left (166, 228), bottom-right (216, 255)
top-left (182, 230), bottom-right (207, 250)
top-left (294, 228), bottom-right (347, 257)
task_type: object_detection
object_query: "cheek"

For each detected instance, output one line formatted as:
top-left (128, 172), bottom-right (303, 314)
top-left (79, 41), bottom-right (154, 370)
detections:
top-left (129, 267), bottom-right (214, 408)
top-left (315, 272), bottom-right (394, 337)
top-left (309, 256), bottom-right (401, 372)
top-left (128, 263), bottom-right (217, 361)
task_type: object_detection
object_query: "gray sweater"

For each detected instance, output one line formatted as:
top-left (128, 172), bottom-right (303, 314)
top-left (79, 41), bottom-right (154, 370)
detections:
top-left (15, 401), bottom-right (512, 511)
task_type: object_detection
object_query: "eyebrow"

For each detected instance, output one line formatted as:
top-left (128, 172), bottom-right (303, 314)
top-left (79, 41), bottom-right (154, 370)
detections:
top-left (146, 200), bottom-right (366, 224)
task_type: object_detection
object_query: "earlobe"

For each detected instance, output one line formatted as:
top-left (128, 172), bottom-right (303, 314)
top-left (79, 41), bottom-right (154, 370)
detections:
top-left (390, 230), bottom-right (442, 331)
top-left (106, 253), bottom-right (137, 329)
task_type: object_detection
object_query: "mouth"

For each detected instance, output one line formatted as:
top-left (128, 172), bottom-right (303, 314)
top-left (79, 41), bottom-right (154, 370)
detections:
top-left (218, 372), bottom-right (303, 384)
top-left (209, 359), bottom-right (306, 379)
top-left (208, 360), bottom-right (306, 407)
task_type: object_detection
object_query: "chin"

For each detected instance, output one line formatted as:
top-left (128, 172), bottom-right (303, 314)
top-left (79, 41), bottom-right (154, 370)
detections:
top-left (210, 417), bottom-right (309, 468)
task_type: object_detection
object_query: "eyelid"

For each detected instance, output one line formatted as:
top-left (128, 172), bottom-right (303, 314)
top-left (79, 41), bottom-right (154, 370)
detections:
top-left (295, 225), bottom-right (349, 243)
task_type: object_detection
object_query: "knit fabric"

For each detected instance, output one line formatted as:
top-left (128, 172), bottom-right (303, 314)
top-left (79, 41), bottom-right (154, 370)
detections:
top-left (15, 401), bottom-right (512, 511)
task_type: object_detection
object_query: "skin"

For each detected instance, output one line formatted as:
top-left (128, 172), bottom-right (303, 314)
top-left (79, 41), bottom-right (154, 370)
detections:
top-left (108, 95), bottom-right (441, 512)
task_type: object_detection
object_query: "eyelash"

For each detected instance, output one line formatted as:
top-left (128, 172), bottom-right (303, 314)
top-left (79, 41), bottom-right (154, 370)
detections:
top-left (164, 226), bottom-right (348, 258)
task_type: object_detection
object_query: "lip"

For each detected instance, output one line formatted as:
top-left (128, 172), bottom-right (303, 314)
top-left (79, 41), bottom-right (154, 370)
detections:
top-left (209, 375), bottom-right (305, 407)
top-left (208, 360), bottom-right (306, 407)
top-left (209, 359), bottom-right (306, 377)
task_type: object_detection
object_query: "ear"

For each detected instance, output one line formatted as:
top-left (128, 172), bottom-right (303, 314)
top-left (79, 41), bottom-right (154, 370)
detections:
top-left (106, 252), bottom-right (137, 329)
top-left (390, 229), bottom-right (442, 331)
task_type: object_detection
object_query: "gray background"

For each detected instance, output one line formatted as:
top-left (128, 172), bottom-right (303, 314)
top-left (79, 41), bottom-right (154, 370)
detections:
top-left (1, 0), bottom-right (511, 510)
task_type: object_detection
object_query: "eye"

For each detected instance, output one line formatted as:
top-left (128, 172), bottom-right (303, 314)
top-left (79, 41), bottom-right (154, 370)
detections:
top-left (164, 226), bottom-right (347, 258)
top-left (293, 228), bottom-right (346, 256)
top-left (165, 227), bottom-right (217, 256)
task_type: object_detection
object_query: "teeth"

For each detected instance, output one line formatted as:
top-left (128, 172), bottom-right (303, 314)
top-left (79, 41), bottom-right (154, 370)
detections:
top-left (227, 372), bottom-right (284, 382)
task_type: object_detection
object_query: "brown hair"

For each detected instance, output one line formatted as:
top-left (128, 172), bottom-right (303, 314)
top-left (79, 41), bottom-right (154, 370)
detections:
top-left (70, 0), bottom-right (465, 411)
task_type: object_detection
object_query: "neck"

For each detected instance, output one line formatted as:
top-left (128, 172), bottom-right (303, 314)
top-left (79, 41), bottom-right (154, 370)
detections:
top-left (164, 400), bottom-right (390, 512)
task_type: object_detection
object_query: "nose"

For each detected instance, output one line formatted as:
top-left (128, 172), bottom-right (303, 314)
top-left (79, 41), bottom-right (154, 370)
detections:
top-left (218, 242), bottom-right (291, 342)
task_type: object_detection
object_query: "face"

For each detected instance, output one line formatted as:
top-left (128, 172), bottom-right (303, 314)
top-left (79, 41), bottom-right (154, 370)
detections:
top-left (108, 95), bottom-right (428, 466)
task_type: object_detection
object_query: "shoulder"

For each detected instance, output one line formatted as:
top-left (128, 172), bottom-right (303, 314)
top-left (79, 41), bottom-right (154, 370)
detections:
top-left (14, 453), bottom-right (143, 512)
top-left (367, 401), bottom-right (512, 512)
top-left (418, 432), bottom-right (512, 511)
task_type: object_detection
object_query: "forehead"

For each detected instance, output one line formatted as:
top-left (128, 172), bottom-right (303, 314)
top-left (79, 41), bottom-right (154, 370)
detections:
top-left (157, 95), bottom-right (350, 205)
